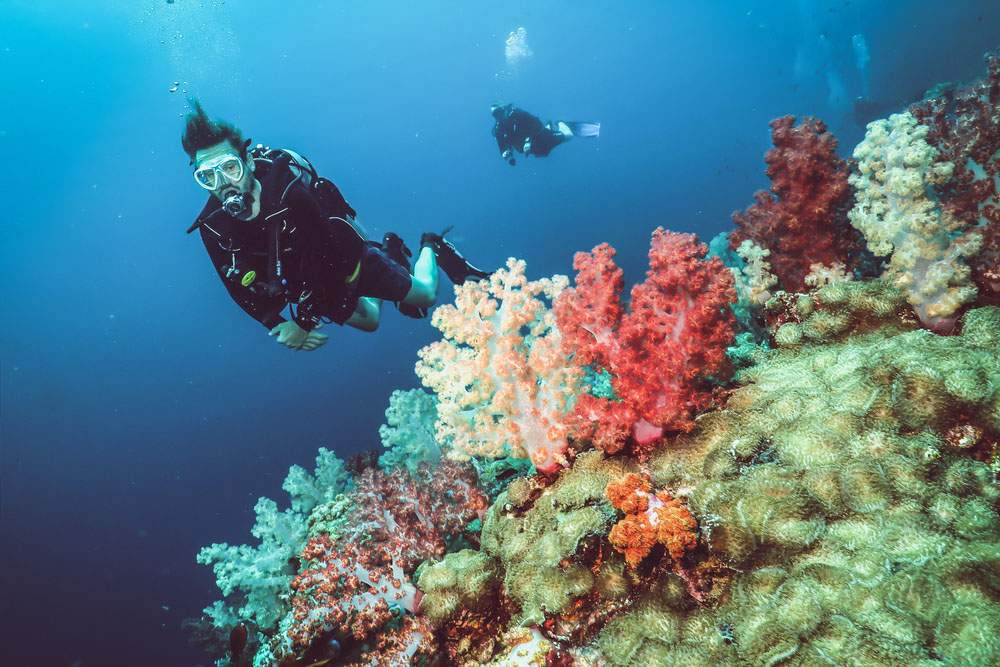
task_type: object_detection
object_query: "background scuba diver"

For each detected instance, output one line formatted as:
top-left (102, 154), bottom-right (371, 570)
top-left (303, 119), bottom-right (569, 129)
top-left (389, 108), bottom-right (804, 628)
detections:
top-left (490, 103), bottom-right (601, 166)
top-left (182, 101), bottom-right (490, 351)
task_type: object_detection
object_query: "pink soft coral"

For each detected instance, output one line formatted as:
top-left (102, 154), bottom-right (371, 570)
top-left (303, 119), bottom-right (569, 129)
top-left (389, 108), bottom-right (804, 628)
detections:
top-left (555, 228), bottom-right (736, 457)
top-left (731, 115), bottom-right (858, 292)
top-left (416, 259), bottom-right (583, 473)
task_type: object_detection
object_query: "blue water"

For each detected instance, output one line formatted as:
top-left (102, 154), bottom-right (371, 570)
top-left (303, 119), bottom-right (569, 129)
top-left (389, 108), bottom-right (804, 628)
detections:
top-left (1, 1), bottom-right (997, 665)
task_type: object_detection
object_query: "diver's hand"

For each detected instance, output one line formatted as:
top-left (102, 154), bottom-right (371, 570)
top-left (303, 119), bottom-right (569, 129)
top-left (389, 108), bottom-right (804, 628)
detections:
top-left (300, 331), bottom-right (329, 351)
top-left (269, 321), bottom-right (327, 351)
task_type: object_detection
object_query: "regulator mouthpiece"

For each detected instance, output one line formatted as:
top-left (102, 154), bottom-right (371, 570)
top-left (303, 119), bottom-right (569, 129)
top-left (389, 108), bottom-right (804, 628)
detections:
top-left (223, 192), bottom-right (249, 216)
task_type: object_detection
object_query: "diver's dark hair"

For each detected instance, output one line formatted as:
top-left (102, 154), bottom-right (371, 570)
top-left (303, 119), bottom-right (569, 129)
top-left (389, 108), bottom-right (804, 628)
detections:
top-left (181, 99), bottom-right (248, 163)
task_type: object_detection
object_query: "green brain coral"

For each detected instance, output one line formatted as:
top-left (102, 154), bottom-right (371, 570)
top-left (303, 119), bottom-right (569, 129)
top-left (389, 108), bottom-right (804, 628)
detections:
top-left (614, 295), bottom-right (1000, 665)
top-left (415, 548), bottom-right (499, 625)
top-left (479, 451), bottom-right (634, 626)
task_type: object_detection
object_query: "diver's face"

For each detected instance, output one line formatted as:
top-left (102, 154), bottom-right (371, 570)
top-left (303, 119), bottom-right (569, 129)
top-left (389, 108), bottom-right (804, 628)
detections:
top-left (193, 141), bottom-right (254, 203)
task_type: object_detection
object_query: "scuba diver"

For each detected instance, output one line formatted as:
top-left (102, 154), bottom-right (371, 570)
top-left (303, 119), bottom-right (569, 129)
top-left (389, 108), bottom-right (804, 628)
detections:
top-left (182, 101), bottom-right (490, 351)
top-left (491, 103), bottom-right (600, 166)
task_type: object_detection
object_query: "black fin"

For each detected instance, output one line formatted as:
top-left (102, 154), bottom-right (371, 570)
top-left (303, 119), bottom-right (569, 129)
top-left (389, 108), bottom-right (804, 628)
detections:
top-left (382, 233), bottom-right (427, 318)
top-left (423, 229), bottom-right (492, 284)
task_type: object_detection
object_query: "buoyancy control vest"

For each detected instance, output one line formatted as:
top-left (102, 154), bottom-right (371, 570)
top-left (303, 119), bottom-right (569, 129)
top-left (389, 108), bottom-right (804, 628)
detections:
top-left (189, 145), bottom-right (367, 328)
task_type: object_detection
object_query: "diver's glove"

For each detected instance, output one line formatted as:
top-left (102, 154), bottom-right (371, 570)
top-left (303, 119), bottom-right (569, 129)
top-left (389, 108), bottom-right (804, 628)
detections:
top-left (269, 321), bottom-right (328, 351)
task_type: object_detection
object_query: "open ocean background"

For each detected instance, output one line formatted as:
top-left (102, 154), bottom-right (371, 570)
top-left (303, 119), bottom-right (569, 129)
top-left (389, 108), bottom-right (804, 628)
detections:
top-left (2, 1), bottom-right (998, 665)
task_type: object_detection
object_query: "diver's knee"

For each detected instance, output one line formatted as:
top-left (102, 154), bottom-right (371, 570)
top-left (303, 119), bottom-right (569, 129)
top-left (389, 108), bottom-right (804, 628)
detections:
top-left (405, 290), bottom-right (436, 309)
top-left (405, 279), bottom-right (436, 308)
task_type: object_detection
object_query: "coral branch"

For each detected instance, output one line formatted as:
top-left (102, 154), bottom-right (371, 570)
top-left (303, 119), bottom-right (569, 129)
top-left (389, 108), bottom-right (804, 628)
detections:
top-left (416, 259), bottom-right (582, 473)
top-left (282, 462), bottom-right (485, 656)
top-left (849, 112), bottom-right (982, 330)
top-left (556, 228), bottom-right (736, 456)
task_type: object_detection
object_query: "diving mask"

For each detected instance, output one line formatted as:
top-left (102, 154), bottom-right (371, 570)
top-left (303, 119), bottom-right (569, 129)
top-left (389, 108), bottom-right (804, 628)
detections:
top-left (194, 154), bottom-right (245, 190)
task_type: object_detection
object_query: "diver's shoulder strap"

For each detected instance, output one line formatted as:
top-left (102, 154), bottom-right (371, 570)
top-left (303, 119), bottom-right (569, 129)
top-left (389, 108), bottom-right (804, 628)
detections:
top-left (250, 145), bottom-right (318, 190)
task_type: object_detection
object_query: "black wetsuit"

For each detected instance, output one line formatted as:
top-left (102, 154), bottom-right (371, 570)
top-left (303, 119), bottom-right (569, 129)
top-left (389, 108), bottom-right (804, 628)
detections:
top-left (492, 105), bottom-right (565, 158)
top-left (192, 154), bottom-right (411, 330)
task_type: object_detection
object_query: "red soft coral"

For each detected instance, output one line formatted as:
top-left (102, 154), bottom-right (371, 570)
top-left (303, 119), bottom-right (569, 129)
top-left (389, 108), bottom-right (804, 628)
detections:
top-left (731, 115), bottom-right (858, 292)
top-left (556, 228), bottom-right (736, 456)
top-left (972, 220), bottom-right (1000, 304)
top-left (285, 462), bottom-right (486, 655)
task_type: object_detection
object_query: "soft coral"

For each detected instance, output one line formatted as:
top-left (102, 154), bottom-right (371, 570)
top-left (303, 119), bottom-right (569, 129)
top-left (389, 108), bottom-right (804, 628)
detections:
top-left (555, 228), bottom-right (736, 457)
top-left (731, 115), bottom-right (859, 292)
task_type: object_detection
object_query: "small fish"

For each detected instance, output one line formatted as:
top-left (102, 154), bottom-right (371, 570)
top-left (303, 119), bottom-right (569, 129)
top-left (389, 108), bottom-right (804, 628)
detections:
top-left (168, 81), bottom-right (180, 93)
top-left (229, 621), bottom-right (248, 664)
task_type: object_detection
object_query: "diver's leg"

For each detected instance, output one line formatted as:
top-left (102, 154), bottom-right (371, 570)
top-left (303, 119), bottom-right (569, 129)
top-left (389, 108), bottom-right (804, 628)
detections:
top-left (402, 246), bottom-right (438, 308)
top-left (345, 297), bottom-right (381, 332)
top-left (528, 125), bottom-right (570, 157)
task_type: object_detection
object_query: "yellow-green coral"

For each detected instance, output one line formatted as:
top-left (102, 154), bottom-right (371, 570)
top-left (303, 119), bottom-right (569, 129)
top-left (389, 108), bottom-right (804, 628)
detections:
top-left (409, 277), bottom-right (999, 667)
top-left (479, 451), bottom-right (633, 625)
top-left (415, 549), bottom-right (499, 625)
top-left (848, 112), bottom-right (982, 326)
top-left (768, 278), bottom-right (912, 348)
top-left (606, 304), bottom-right (1000, 665)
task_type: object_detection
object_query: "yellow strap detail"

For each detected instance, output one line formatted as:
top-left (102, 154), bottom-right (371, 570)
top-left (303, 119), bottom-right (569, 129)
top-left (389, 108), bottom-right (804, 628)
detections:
top-left (346, 261), bottom-right (361, 284)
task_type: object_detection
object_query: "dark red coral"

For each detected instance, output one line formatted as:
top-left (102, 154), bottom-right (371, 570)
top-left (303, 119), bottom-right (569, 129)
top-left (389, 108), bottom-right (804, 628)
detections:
top-left (731, 115), bottom-right (859, 292)
top-left (911, 49), bottom-right (1000, 304)
top-left (972, 220), bottom-right (1000, 304)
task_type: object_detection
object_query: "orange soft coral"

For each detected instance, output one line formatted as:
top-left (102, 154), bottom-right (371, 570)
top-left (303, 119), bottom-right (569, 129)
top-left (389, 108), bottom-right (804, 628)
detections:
top-left (606, 474), bottom-right (697, 567)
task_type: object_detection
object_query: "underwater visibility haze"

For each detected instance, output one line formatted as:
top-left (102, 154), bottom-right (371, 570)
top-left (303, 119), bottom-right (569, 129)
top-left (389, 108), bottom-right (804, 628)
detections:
top-left (2, 1), bottom-right (1000, 666)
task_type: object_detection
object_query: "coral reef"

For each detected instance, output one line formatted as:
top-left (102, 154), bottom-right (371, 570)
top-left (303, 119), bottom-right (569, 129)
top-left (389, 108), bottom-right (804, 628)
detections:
top-left (193, 50), bottom-right (1000, 667)
top-left (911, 49), bottom-right (1000, 306)
top-left (196, 448), bottom-right (350, 632)
top-left (479, 450), bottom-right (633, 627)
top-left (627, 295), bottom-right (1000, 665)
top-left (731, 115), bottom-right (859, 293)
top-left (274, 461), bottom-right (486, 664)
top-left (555, 228), bottom-right (736, 456)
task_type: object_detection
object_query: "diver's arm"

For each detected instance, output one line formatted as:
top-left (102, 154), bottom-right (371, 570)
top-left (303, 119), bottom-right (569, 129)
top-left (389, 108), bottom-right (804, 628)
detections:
top-left (345, 297), bottom-right (380, 332)
top-left (200, 230), bottom-right (287, 329)
top-left (494, 124), bottom-right (510, 154)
